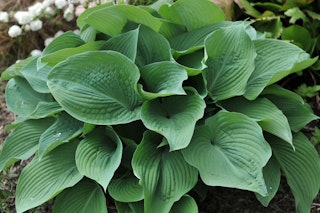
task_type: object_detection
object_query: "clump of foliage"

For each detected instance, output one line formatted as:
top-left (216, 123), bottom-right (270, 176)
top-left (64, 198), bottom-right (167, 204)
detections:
top-left (1, 0), bottom-right (320, 212)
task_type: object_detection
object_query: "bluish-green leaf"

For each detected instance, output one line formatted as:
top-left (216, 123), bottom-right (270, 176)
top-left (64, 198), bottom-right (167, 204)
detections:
top-left (1, 56), bottom-right (35, 80)
top-left (21, 56), bottom-right (51, 93)
top-left (170, 195), bottom-right (198, 213)
top-left (47, 51), bottom-right (142, 125)
top-left (219, 97), bottom-right (292, 145)
top-left (255, 156), bottom-right (281, 207)
top-left (15, 140), bottom-right (83, 213)
top-left (0, 118), bottom-right (54, 171)
top-left (138, 61), bottom-right (188, 99)
top-left (159, 0), bottom-right (225, 31)
top-left (115, 201), bottom-right (144, 213)
top-left (245, 39), bottom-right (316, 100)
top-left (182, 111), bottom-right (272, 196)
top-left (135, 25), bottom-right (172, 68)
top-left (38, 112), bottom-right (83, 158)
top-left (132, 131), bottom-right (198, 213)
top-left (141, 89), bottom-right (205, 151)
top-left (5, 77), bottom-right (62, 120)
top-left (270, 133), bottom-right (320, 213)
top-left (262, 85), bottom-right (319, 132)
top-left (53, 178), bottom-right (107, 213)
top-left (204, 23), bottom-right (256, 100)
top-left (75, 126), bottom-right (122, 191)
top-left (108, 172), bottom-right (144, 203)
top-left (100, 27), bottom-right (139, 61)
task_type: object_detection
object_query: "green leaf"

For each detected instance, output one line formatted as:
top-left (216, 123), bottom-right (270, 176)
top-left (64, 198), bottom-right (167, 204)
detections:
top-left (204, 23), bottom-right (256, 100)
top-left (80, 25), bottom-right (97, 43)
top-left (255, 156), bottom-right (281, 207)
top-left (5, 78), bottom-right (61, 119)
top-left (21, 56), bottom-right (51, 93)
top-left (0, 118), bottom-right (54, 171)
top-left (141, 89), bottom-right (205, 151)
top-left (85, 4), bottom-right (162, 37)
top-left (175, 49), bottom-right (207, 76)
top-left (219, 97), bottom-right (292, 145)
top-left (159, 0), bottom-right (225, 31)
top-left (270, 133), bottom-right (320, 213)
top-left (182, 111), bottom-right (272, 196)
top-left (100, 27), bottom-right (139, 61)
top-left (15, 140), bottom-right (83, 213)
top-left (253, 17), bottom-right (283, 38)
top-left (47, 51), bottom-right (142, 125)
top-left (115, 201), bottom-right (144, 213)
top-left (245, 39), bottom-right (316, 100)
top-left (53, 178), bottom-right (107, 213)
top-left (170, 195), bottom-right (198, 213)
top-left (132, 131), bottom-right (198, 213)
top-left (108, 172), bottom-right (144, 202)
top-left (262, 85), bottom-right (319, 132)
top-left (41, 41), bottom-right (105, 66)
top-left (138, 61), bottom-right (188, 99)
top-left (135, 25), bottom-right (172, 68)
top-left (38, 112), bottom-right (83, 158)
top-left (284, 7), bottom-right (307, 24)
top-left (75, 126), bottom-right (122, 191)
top-left (1, 56), bottom-right (35, 80)
top-left (282, 25), bottom-right (314, 52)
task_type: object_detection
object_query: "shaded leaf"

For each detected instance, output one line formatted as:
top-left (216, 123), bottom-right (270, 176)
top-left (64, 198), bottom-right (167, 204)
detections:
top-left (170, 195), bottom-right (198, 213)
top-left (270, 133), bottom-right (320, 213)
top-left (53, 178), bottom-right (107, 213)
top-left (141, 89), bottom-right (205, 151)
top-left (0, 118), bottom-right (54, 171)
top-left (204, 23), bottom-right (256, 100)
top-left (182, 111), bottom-right (272, 196)
top-left (47, 51), bottom-right (142, 125)
top-left (132, 131), bottom-right (198, 213)
top-left (1, 57), bottom-right (35, 80)
top-left (75, 126), bottom-right (122, 191)
top-left (15, 140), bottom-right (83, 213)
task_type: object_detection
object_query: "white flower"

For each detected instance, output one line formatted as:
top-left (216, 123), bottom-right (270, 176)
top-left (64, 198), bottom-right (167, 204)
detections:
top-left (55, 0), bottom-right (68, 9)
top-left (30, 49), bottom-right (42, 56)
top-left (14, 11), bottom-right (32, 25)
top-left (8, 25), bottom-right (22, 38)
top-left (54, 30), bottom-right (64, 37)
top-left (30, 19), bottom-right (43, 31)
top-left (23, 24), bottom-right (31, 31)
top-left (45, 37), bottom-right (54, 46)
top-left (0, 11), bottom-right (9, 23)
top-left (28, 2), bottom-right (43, 17)
top-left (88, 2), bottom-right (97, 8)
top-left (42, 0), bottom-right (55, 7)
top-left (73, 29), bottom-right (80, 34)
top-left (63, 4), bottom-right (74, 21)
top-left (45, 7), bottom-right (56, 16)
top-left (75, 5), bottom-right (85, 17)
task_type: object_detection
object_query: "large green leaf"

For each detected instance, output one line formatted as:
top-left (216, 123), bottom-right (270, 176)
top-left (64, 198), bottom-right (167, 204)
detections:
top-left (100, 27), bottom-right (139, 61)
top-left (115, 201), bottom-right (144, 213)
top-left (141, 89), bottom-right (205, 151)
top-left (270, 133), bottom-right (320, 213)
top-left (108, 172), bottom-right (144, 203)
top-left (182, 111), bottom-right (272, 196)
top-left (5, 77), bottom-right (62, 120)
top-left (15, 140), bottom-right (83, 213)
top-left (75, 126), bottom-right (122, 191)
top-left (219, 97), bottom-right (292, 145)
top-left (204, 23), bottom-right (256, 100)
top-left (21, 57), bottom-right (51, 93)
top-left (1, 56), bottom-right (35, 80)
top-left (0, 118), bottom-right (54, 171)
top-left (84, 4), bottom-right (162, 37)
top-left (262, 85), bottom-right (318, 132)
top-left (38, 112), bottom-right (83, 158)
top-left (255, 156), bottom-right (281, 207)
top-left (47, 51), bottom-right (142, 125)
top-left (132, 131), bottom-right (198, 213)
top-left (244, 39), bottom-right (316, 100)
top-left (53, 178), bottom-right (107, 213)
top-left (158, 0), bottom-right (225, 31)
top-left (135, 25), bottom-right (172, 68)
top-left (41, 41), bottom-right (105, 66)
top-left (138, 61), bottom-right (188, 99)
top-left (175, 49), bottom-right (207, 76)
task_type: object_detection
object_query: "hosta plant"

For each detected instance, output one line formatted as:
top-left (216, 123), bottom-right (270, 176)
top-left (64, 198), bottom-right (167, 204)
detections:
top-left (1, 0), bottom-right (320, 212)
